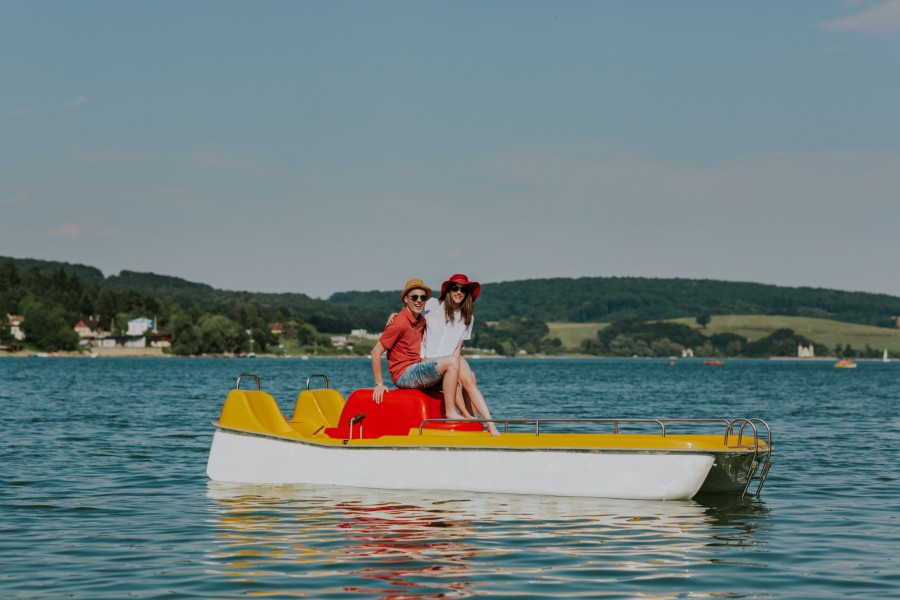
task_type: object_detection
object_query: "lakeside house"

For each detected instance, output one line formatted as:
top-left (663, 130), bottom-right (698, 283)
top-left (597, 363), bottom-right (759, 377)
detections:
top-left (351, 329), bottom-right (381, 340)
top-left (74, 318), bottom-right (106, 347)
top-left (149, 331), bottom-right (173, 348)
top-left (127, 317), bottom-right (154, 337)
top-left (70, 315), bottom-right (171, 350)
top-left (7, 314), bottom-right (25, 341)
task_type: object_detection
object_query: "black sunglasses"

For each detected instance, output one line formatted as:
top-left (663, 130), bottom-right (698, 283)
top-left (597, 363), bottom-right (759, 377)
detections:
top-left (449, 284), bottom-right (469, 293)
top-left (407, 294), bottom-right (428, 302)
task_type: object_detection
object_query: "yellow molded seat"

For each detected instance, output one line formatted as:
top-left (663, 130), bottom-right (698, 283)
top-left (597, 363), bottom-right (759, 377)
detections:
top-left (291, 388), bottom-right (345, 432)
top-left (218, 390), bottom-right (293, 435)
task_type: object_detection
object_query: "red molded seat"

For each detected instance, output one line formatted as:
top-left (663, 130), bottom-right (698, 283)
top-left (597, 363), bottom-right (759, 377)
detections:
top-left (324, 388), bottom-right (484, 439)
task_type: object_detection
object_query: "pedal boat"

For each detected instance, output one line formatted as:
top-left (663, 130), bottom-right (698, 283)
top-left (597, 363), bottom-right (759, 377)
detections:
top-left (206, 375), bottom-right (772, 501)
top-left (834, 358), bottom-right (858, 368)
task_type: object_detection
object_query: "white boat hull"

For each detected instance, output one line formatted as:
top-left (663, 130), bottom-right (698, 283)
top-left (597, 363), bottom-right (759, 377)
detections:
top-left (207, 428), bottom-right (716, 501)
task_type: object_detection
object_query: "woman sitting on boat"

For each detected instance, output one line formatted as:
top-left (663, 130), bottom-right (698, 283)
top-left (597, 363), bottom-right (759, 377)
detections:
top-left (392, 274), bottom-right (500, 436)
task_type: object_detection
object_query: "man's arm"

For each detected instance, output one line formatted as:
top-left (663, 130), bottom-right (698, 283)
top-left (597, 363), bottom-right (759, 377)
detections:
top-left (371, 341), bottom-right (389, 403)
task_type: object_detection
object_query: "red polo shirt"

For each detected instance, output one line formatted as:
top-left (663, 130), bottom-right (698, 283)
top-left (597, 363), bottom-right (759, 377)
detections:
top-left (380, 307), bottom-right (425, 383)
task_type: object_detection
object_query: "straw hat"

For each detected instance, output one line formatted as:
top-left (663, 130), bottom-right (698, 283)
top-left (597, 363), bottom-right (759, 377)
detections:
top-left (400, 278), bottom-right (432, 301)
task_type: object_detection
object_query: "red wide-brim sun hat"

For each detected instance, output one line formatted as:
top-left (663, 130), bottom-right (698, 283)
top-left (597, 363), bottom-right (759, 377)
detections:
top-left (439, 274), bottom-right (481, 302)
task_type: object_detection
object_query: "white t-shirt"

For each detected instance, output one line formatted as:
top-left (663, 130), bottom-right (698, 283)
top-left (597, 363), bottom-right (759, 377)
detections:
top-left (421, 297), bottom-right (473, 358)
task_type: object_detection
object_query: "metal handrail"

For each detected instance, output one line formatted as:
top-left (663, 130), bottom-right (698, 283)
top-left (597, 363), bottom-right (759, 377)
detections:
top-left (418, 417), bottom-right (749, 437)
top-left (416, 414), bottom-right (773, 499)
top-left (235, 374), bottom-right (260, 390)
top-left (740, 418), bottom-right (773, 498)
top-left (306, 374), bottom-right (329, 391)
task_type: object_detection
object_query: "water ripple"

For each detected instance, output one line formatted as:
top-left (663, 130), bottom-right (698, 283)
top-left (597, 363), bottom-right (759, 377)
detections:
top-left (1, 357), bottom-right (898, 598)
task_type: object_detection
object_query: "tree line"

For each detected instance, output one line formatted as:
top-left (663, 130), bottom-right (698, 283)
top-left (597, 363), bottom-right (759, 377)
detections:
top-left (577, 319), bottom-right (886, 359)
top-left (578, 319), bottom-right (828, 358)
top-left (4, 256), bottom-right (898, 357)
top-left (0, 259), bottom-right (378, 355)
top-left (331, 276), bottom-right (900, 328)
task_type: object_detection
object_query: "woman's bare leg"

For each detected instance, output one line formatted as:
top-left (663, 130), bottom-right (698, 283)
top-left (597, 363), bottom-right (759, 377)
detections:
top-left (435, 355), bottom-right (463, 419)
top-left (456, 387), bottom-right (473, 418)
top-left (459, 358), bottom-right (500, 436)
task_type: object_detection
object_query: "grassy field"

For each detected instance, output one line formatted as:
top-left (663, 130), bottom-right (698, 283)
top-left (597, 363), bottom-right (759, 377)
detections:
top-left (547, 322), bottom-right (608, 350)
top-left (669, 315), bottom-right (900, 354)
top-left (549, 316), bottom-right (900, 355)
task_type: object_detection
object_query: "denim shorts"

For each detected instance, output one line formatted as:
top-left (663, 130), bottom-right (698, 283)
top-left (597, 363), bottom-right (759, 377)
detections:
top-left (396, 359), bottom-right (442, 389)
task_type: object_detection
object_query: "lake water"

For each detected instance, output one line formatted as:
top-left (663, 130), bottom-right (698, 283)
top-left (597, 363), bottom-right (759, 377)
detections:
top-left (1, 357), bottom-right (897, 599)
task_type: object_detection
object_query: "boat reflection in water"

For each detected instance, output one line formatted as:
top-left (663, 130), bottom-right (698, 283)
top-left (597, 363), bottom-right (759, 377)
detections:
top-left (205, 481), bottom-right (770, 597)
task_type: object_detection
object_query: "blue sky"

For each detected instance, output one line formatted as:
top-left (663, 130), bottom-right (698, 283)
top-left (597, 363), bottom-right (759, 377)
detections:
top-left (2, 1), bottom-right (899, 299)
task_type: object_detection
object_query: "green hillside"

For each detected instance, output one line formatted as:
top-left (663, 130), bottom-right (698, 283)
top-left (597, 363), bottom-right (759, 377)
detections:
top-left (9, 256), bottom-right (897, 331)
top-left (548, 316), bottom-right (900, 356)
top-left (104, 270), bottom-right (385, 332)
top-left (4, 254), bottom-right (900, 358)
top-left (546, 322), bottom-right (607, 349)
top-left (0, 257), bottom-right (384, 333)
top-left (0, 256), bottom-right (106, 285)
top-left (668, 315), bottom-right (900, 355)
top-left (333, 277), bottom-right (900, 328)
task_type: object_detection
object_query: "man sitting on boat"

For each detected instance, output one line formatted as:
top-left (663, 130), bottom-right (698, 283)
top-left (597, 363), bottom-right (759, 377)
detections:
top-left (370, 278), bottom-right (465, 420)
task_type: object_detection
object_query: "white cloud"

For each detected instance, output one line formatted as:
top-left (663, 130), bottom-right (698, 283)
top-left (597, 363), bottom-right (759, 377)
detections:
top-left (59, 96), bottom-right (88, 110)
top-left (5, 96), bottom-right (87, 120)
top-left (47, 223), bottom-right (85, 240)
top-left (814, 0), bottom-right (900, 36)
top-left (6, 107), bottom-right (33, 119)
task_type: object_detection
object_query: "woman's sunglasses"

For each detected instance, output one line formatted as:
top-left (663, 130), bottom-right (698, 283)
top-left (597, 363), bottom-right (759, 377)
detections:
top-left (407, 294), bottom-right (428, 302)
top-left (449, 284), bottom-right (469, 294)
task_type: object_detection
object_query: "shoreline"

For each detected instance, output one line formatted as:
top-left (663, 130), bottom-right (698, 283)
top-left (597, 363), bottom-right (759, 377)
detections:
top-left (0, 349), bottom-right (890, 361)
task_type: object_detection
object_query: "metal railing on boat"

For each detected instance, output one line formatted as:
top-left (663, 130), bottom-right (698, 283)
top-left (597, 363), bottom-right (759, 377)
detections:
top-left (305, 374), bottom-right (330, 390)
top-left (229, 373), bottom-right (772, 500)
top-left (236, 374), bottom-right (260, 390)
top-left (418, 416), bottom-right (773, 499)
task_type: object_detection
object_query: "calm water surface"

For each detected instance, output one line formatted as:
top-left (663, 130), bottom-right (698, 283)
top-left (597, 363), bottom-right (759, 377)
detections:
top-left (1, 357), bottom-right (898, 598)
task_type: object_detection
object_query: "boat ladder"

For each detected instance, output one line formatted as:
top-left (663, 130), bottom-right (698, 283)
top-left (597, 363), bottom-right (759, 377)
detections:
top-left (729, 418), bottom-right (773, 499)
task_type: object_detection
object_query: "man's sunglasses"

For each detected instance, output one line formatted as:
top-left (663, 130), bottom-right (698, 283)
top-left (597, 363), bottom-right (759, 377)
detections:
top-left (449, 284), bottom-right (469, 293)
top-left (407, 294), bottom-right (428, 302)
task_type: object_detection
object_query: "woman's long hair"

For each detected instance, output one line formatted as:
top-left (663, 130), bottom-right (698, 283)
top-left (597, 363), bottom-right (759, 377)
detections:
top-left (443, 292), bottom-right (474, 326)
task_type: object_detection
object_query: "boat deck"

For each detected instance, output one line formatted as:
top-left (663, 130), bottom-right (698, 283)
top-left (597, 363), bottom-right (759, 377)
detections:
top-left (209, 374), bottom-right (773, 498)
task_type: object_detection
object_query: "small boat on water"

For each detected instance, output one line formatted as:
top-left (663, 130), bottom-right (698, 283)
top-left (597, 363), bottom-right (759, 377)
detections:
top-left (703, 360), bottom-right (725, 366)
top-left (206, 374), bottom-right (772, 501)
top-left (834, 358), bottom-right (858, 369)
top-left (884, 349), bottom-right (890, 363)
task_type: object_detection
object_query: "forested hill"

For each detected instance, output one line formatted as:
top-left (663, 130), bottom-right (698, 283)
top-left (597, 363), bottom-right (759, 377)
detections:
top-left (0, 256), bottom-right (384, 332)
top-left (329, 277), bottom-right (900, 328)
top-left (5, 256), bottom-right (899, 329)
top-left (0, 257), bottom-right (107, 285)
top-left (103, 271), bottom-right (389, 332)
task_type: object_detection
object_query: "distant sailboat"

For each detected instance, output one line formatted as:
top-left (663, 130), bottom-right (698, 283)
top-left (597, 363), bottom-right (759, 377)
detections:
top-left (884, 349), bottom-right (890, 363)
